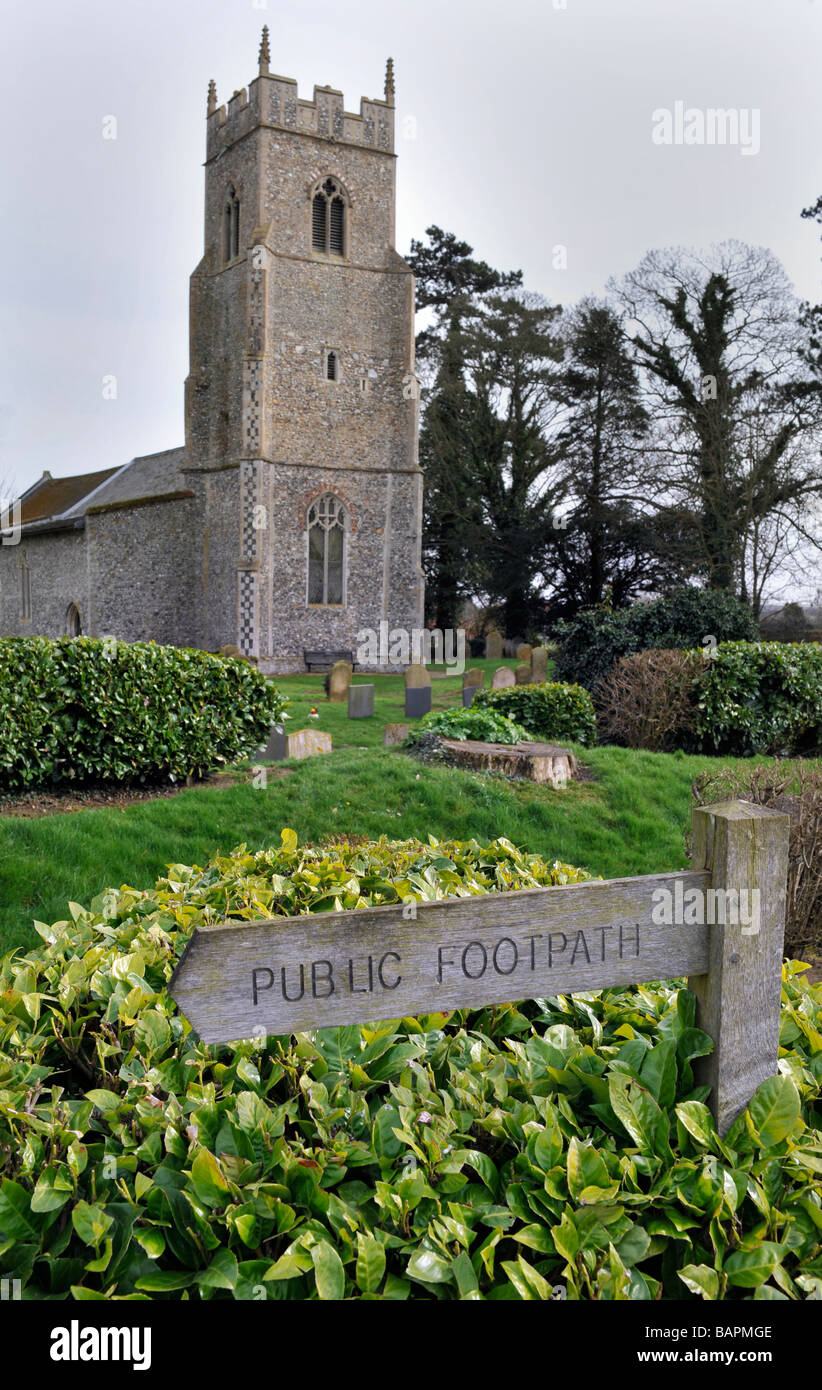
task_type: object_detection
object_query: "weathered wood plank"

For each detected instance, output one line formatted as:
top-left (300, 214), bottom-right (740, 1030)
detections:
top-left (688, 800), bottom-right (790, 1134)
top-left (169, 869), bottom-right (711, 1044)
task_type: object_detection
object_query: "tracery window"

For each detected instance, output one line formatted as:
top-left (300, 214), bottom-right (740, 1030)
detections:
top-left (307, 494), bottom-right (346, 605)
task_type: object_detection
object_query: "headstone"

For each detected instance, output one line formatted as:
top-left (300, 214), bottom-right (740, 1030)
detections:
top-left (328, 660), bottom-right (353, 702)
top-left (260, 723), bottom-right (288, 760)
top-left (462, 667), bottom-right (485, 689)
top-left (405, 685), bottom-right (432, 718)
top-left (485, 629), bottom-right (503, 661)
top-left (491, 666), bottom-right (516, 690)
top-left (383, 722), bottom-right (410, 747)
top-left (404, 663), bottom-right (431, 689)
top-left (462, 686), bottom-right (481, 708)
top-left (348, 684), bottom-right (375, 718)
top-left (515, 664), bottom-right (531, 685)
top-left (286, 728), bottom-right (332, 760)
top-left (516, 643), bottom-right (533, 663)
top-left (530, 647), bottom-right (548, 683)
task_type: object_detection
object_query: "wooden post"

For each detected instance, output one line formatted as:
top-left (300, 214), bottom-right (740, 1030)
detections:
top-left (688, 799), bottom-right (790, 1135)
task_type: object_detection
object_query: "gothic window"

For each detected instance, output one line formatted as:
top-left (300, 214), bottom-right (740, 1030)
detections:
top-left (223, 185), bottom-right (240, 262)
top-left (311, 178), bottom-right (347, 256)
top-left (325, 349), bottom-right (339, 381)
top-left (307, 494), bottom-right (346, 605)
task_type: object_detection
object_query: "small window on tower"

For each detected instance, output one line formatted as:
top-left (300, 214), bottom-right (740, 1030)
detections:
top-left (326, 350), bottom-right (338, 381)
top-left (311, 177), bottom-right (347, 257)
top-left (223, 185), bottom-right (240, 263)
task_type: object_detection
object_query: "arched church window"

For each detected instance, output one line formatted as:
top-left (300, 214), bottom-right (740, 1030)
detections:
top-left (311, 178), bottom-right (346, 256)
top-left (223, 185), bottom-right (240, 262)
top-left (307, 494), bottom-right (346, 605)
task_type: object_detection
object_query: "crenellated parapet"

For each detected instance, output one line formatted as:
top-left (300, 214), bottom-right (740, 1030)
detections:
top-left (206, 34), bottom-right (395, 163)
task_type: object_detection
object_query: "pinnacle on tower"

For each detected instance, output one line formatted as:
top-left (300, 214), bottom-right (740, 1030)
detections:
top-left (259, 25), bottom-right (270, 75)
top-left (384, 57), bottom-right (395, 105)
top-left (207, 79), bottom-right (217, 115)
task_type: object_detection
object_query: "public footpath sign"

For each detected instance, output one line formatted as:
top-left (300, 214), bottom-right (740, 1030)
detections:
top-left (170, 801), bottom-right (789, 1134)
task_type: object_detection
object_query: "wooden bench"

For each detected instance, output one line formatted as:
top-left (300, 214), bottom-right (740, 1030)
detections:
top-left (304, 648), bottom-right (356, 672)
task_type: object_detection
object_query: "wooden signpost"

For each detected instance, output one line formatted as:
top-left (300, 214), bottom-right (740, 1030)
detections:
top-left (169, 801), bottom-right (790, 1133)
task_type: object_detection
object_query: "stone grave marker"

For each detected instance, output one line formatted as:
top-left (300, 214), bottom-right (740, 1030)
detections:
top-left (286, 729), bottom-right (332, 760)
top-left (260, 723), bottom-right (288, 760)
top-left (405, 685), bottom-right (432, 718)
top-left (491, 666), bottom-right (516, 690)
top-left (462, 667), bottom-right (485, 689)
top-left (516, 643), bottom-right (533, 663)
top-left (328, 660), bottom-right (353, 703)
top-left (404, 663), bottom-right (430, 688)
top-left (383, 722), bottom-right (410, 747)
top-left (348, 684), bottom-right (375, 718)
top-left (530, 647), bottom-right (548, 683)
top-left (462, 686), bottom-right (480, 708)
top-left (514, 664), bottom-right (531, 685)
top-left (485, 629), bottom-right (503, 660)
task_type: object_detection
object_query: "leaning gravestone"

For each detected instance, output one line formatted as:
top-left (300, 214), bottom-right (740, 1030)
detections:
top-left (405, 685), bottom-right (432, 718)
top-left (383, 722), bottom-right (410, 747)
top-left (530, 647), bottom-right (548, 683)
top-left (516, 643), bottom-right (533, 663)
top-left (328, 660), bottom-right (353, 703)
top-left (515, 663), bottom-right (531, 685)
top-left (491, 666), bottom-right (516, 690)
top-left (462, 667), bottom-right (485, 689)
top-left (485, 630), bottom-right (503, 661)
top-left (348, 684), bottom-right (375, 718)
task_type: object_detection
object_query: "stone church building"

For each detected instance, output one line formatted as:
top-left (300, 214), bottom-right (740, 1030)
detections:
top-left (1, 32), bottom-right (424, 672)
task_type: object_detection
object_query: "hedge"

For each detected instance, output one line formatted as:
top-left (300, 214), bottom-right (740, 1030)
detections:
top-left (1, 832), bottom-right (820, 1301)
top-left (695, 641), bottom-right (822, 756)
top-left (553, 588), bottom-right (758, 692)
top-left (0, 637), bottom-right (287, 790)
top-left (473, 682), bottom-right (597, 746)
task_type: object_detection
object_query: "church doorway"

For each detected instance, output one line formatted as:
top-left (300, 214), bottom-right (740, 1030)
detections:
top-left (65, 602), bottom-right (82, 636)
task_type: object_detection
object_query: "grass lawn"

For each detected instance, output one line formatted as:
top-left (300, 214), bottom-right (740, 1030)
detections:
top-left (0, 658), bottom-right (813, 957)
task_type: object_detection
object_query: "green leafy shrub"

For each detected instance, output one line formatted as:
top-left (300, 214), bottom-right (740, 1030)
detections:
top-left (695, 641), bottom-right (822, 756)
top-left (554, 588), bottom-right (757, 692)
top-left (0, 831), bottom-right (820, 1301)
top-left (0, 637), bottom-right (287, 790)
top-left (474, 682), bottom-right (597, 746)
top-left (409, 706), bottom-right (529, 745)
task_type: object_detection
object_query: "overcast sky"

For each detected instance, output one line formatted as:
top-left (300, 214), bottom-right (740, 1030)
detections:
top-left (1, 0), bottom-right (821, 499)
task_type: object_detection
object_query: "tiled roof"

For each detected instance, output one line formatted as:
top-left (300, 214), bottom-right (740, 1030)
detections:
top-left (19, 469), bottom-right (121, 525)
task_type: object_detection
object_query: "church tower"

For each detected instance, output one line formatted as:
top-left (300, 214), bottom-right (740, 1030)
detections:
top-left (184, 31), bottom-right (424, 670)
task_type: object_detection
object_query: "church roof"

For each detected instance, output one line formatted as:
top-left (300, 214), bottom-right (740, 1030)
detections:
top-left (18, 448), bottom-right (188, 532)
top-left (19, 468), bottom-right (121, 525)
